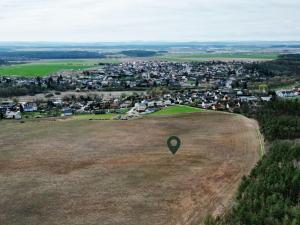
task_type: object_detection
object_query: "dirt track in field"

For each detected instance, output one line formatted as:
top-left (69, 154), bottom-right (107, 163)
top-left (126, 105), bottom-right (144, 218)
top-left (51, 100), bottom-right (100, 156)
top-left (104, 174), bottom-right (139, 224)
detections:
top-left (0, 112), bottom-right (260, 225)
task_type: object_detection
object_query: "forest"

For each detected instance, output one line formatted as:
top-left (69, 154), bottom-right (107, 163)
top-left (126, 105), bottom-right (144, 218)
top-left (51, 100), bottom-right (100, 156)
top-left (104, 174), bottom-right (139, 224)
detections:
top-left (205, 99), bottom-right (300, 225)
top-left (257, 99), bottom-right (300, 141)
top-left (120, 50), bottom-right (157, 57)
top-left (246, 54), bottom-right (300, 77)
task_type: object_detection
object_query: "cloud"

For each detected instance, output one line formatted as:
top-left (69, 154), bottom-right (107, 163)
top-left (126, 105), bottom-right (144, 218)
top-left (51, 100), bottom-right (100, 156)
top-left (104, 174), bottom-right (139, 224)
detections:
top-left (0, 0), bottom-right (299, 41)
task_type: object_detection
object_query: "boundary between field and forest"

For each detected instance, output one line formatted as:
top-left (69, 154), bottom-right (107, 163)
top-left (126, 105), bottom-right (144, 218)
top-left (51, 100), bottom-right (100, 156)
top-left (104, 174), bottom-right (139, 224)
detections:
top-left (204, 99), bottom-right (300, 225)
top-left (257, 128), bottom-right (265, 157)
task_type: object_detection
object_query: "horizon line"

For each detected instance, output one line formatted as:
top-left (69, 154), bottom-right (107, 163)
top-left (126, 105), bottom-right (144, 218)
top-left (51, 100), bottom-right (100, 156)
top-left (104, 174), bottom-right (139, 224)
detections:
top-left (0, 40), bottom-right (300, 45)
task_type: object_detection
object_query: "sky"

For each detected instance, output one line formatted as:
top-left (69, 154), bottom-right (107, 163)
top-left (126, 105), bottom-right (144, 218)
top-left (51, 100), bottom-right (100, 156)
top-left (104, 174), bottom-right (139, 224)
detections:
top-left (0, 0), bottom-right (299, 42)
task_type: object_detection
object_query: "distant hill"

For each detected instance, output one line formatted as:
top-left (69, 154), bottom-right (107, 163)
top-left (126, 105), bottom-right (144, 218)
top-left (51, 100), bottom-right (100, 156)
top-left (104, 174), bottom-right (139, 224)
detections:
top-left (121, 50), bottom-right (157, 57)
top-left (0, 51), bottom-right (106, 60)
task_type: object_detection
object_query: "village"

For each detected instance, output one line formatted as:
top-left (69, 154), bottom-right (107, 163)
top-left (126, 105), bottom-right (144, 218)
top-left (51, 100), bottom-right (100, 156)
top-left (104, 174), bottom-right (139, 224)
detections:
top-left (0, 60), bottom-right (299, 120)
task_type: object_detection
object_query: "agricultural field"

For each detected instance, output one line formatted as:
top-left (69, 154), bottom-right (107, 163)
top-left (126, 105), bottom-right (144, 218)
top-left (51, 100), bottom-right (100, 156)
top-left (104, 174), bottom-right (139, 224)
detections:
top-left (158, 53), bottom-right (279, 62)
top-left (0, 112), bottom-right (260, 225)
top-left (0, 59), bottom-right (120, 77)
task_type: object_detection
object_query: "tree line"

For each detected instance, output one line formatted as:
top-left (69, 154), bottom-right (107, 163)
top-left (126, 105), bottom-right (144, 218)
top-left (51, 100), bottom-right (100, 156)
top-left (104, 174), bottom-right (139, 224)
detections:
top-left (205, 98), bottom-right (300, 225)
top-left (257, 99), bottom-right (300, 141)
top-left (0, 59), bottom-right (8, 65)
top-left (120, 50), bottom-right (157, 57)
top-left (246, 54), bottom-right (300, 77)
top-left (0, 76), bottom-right (77, 97)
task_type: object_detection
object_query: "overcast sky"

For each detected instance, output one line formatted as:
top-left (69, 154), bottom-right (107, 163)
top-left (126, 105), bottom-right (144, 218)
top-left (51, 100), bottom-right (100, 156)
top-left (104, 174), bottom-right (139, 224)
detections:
top-left (0, 0), bottom-right (299, 42)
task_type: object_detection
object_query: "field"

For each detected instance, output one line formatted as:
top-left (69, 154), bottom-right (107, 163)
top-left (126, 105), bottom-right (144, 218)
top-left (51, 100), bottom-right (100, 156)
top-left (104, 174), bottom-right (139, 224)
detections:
top-left (0, 112), bottom-right (260, 225)
top-left (0, 59), bottom-right (120, 77)
top-left (158, 53), bottom-right (278, 62)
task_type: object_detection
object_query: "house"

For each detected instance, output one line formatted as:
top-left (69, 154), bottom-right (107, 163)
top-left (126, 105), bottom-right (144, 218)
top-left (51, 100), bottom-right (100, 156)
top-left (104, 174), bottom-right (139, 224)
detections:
top-left (164, 100), bottom-right (172, 106)
top-left (141, 100), bottom-right (149, 105)
top-left (261, 96), bottom-right (272, 102)
top-left (20, 102), bottom-right (38, 112)
top-left (155, 100), bottom-right (164, 107)
top-left (145, 108), bottom-right (156, 114)
top-left (134, 103), bottom-right (147, 112)
top-left (276, 90), bottom-right (297, 98)
top-left (62, 108), bottom-right (73, 116)
top-left (127, 109), bottom-right (141, 118)
top-left (120, 100), bottom-right (132, 108)
top-left (0, 101), bottom-right (16, 111)
top-left (5, 111), bottom-right (22, 120)
top-left (52, 98), bottom-right (62, 106)
top-left (201, 102), bottom-right (212, 109)
top-left (147, 101), bottom-right (155, 107)
top-left (239, 96), bottom-right (258, 102)
top-left (236, 90), bottom-right (244, 96)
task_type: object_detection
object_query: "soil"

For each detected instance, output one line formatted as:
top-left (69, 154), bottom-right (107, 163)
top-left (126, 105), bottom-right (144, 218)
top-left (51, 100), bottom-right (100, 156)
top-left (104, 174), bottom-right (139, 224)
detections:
top-left (0, 112), bottom-right (260, 225)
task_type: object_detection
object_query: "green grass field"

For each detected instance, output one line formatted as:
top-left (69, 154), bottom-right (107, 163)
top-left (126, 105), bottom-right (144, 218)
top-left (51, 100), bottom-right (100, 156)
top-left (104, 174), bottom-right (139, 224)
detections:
top-left (150, 105), bottom-right (205, 116)
top-left (159, 53), bottom-right (278, 61)
top-left (273, 82), bottom-right (299, 91)
top-left (0, 59), bottom-right (121, 77)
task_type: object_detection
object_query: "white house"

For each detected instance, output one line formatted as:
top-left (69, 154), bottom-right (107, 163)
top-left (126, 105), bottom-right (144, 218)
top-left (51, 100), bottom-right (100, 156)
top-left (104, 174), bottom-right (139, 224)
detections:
top-left (164, 100), bottom-right (172, 106)
top-left (52, 98), bottom-right (62, 106)
top-left (261, 96), bottom-right (272, 102)
top-left (5, 111), bottom-right (22, 120)
top-left (134, 103), bottom-right (146, 112)
top-left (155, 101), bottom-right (164, 107)
top-left (276, 90), bottom-right (297, 98)
top-left (147, 101), bottom-right (155, 107)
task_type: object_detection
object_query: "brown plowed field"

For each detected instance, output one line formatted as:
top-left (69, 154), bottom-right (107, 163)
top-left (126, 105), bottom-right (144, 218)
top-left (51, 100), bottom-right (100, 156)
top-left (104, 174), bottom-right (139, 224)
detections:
top-left (0, 112), bottom-right (260, 225)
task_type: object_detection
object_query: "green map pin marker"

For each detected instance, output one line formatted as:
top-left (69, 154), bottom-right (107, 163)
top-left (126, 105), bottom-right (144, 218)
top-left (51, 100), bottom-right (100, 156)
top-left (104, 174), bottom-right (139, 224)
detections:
top-left (167, 136), bottom-right (181, 155)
